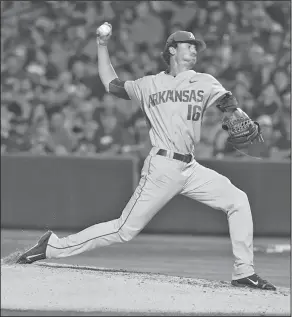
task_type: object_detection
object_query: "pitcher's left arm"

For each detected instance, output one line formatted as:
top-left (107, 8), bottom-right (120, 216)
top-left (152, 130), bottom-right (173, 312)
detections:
top-left (215, 92), bottom-right (264, 148)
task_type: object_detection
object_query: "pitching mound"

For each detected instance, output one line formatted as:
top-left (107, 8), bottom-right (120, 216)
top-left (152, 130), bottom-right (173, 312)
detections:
top-left (1, 262), bottom-right (290, 315)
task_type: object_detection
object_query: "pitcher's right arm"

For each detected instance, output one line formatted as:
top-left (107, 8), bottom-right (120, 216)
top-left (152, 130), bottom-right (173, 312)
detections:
top-left (96, 23), bottom-right (130, 100)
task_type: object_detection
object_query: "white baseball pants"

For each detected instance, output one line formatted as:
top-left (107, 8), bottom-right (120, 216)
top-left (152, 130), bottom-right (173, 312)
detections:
top-left (46, 147), bottom-right (254, 280)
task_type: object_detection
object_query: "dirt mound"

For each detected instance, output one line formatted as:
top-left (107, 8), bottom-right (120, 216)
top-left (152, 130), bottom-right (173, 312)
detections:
top-left (1, 262), bottom-right (290, 315)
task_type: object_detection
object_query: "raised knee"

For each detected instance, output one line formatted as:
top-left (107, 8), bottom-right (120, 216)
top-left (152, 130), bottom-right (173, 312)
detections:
top-left (237, 190), bottom-right (249, 206)
top-left (228, 189), bottom-right (250, 214)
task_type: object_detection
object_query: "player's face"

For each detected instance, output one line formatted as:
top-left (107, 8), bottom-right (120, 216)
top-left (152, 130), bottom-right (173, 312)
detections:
top-left (174, 42), bottom-right (197, 67)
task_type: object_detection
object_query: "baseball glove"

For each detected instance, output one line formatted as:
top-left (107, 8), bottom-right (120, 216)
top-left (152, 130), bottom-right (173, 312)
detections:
top-left (222, 108), bottom-right (264, 149)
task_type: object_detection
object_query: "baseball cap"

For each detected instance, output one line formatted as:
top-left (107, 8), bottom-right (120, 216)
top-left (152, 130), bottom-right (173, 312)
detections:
top-left (164, 31), bottom-right (206, 53)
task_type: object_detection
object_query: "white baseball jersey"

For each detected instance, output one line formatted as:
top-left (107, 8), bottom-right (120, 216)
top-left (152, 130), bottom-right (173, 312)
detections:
top-left (124, 70), bottom-right (229, 154)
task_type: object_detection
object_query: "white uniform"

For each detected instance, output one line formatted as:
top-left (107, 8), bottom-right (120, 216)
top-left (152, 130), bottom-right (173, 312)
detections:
top-left (46, 70), bottom-right (254, 280)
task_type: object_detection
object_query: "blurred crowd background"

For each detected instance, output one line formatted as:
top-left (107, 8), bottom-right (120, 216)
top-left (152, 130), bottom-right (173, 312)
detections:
top-left (1, 1), bottom-right (291, 162)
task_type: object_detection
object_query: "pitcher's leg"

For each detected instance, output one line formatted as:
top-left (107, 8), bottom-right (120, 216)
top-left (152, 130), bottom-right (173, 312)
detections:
top-left (46, 155), bottom-right (184, 259)
top-left (182, 162), bottom-right (254, 280)
top-left (225, 188), bottom-right (254, 280)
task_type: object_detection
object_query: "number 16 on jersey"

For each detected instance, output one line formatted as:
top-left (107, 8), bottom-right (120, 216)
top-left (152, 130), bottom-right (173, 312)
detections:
top-left (187, 104), bottom-right (202, 121)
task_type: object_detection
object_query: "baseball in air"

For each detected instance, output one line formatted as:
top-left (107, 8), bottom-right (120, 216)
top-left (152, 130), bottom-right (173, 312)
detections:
top-left (98, 24), bottom-right (111, 36)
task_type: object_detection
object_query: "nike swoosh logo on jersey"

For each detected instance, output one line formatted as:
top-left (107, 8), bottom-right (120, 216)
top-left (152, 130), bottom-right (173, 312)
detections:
top-left (189, 78), bottom-right (197, 83)
top-left (247, 278), bottom-right (259, 286)
top-left (26, 253), bottom-right (44, 260)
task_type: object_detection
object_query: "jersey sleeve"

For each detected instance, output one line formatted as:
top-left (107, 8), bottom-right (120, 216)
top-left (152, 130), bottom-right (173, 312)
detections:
top-left (124, 77), bottom-right (146, 109)
top-left (204, 75), bottom-right (230, 109)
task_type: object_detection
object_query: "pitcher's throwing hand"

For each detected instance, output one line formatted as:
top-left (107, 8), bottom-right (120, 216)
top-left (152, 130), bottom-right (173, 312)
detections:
top-left (96, 22), bottom-right (112, 46)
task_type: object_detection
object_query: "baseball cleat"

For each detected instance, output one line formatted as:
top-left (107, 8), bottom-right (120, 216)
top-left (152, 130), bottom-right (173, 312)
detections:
top-left (231, 273), bottom-right (276, 290)
top-left (16, 231), bottom-right (52, 264)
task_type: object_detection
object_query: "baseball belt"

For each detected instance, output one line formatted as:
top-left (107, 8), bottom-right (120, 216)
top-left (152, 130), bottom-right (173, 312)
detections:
top-left (157, 149), bottom-right (193, 163)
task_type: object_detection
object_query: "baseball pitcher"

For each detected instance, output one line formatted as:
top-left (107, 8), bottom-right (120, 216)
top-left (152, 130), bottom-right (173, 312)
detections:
top-left (17, 23), bottom-right (275, 291)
